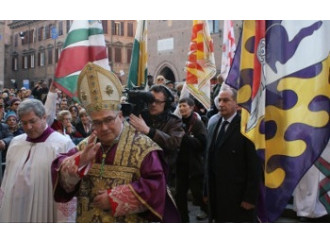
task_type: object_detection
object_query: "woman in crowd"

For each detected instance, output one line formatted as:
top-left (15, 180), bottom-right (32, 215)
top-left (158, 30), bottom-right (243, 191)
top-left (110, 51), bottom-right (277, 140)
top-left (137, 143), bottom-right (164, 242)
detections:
top-left (175, 97), bottom-right (208, 222)
top-left (68, 104), bottom-right (80, 126)
top-left (75, 108), bottom-right (92, 138)
top-left (5, 111), bottom-right (24, 136)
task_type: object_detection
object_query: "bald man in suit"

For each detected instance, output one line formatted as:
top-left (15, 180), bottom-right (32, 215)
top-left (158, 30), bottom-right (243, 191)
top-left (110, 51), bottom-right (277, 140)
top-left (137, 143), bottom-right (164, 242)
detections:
top-left (205, 87), bottom-right (262, 222)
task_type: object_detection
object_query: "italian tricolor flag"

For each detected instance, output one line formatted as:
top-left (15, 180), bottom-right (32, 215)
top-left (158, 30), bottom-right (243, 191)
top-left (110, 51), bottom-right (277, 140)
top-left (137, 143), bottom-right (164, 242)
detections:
top-left (54, 20), bottom-right (110, 99)
top-left (127, 20), bottom-right (148, 89)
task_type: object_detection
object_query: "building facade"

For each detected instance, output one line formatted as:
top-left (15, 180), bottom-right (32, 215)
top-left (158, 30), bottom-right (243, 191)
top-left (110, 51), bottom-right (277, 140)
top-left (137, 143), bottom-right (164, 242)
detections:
top-left (3, 20), bottom-right (136, 89)
top-left (0, 21), bottom-right (6, 87)
top-left (2, 20), bottom-right (242, 90)
top-left (147, 20), bottom-right (242, 85)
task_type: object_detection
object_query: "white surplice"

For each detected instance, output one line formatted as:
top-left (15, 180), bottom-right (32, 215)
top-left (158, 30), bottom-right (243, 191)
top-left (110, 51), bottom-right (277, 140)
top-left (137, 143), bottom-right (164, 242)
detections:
top-left (0, 131), bottom-right (76, 222)
top-left (293, 141), bottom-right (330, 218)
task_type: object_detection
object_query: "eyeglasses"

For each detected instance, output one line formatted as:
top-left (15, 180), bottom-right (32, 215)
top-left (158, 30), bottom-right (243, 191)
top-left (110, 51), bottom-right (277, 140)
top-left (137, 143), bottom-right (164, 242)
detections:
top-left (157, 78), bottom-right (164, 81)
top-left (151, 99), bottom-right (166, 105)
top-left (92, 114), bottom-right (118, 129)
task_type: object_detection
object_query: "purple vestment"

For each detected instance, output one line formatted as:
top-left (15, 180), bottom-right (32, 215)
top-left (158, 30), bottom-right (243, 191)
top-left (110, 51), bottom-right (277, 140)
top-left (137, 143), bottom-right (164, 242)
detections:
top-left (52, 142), bottom-right (180, 222)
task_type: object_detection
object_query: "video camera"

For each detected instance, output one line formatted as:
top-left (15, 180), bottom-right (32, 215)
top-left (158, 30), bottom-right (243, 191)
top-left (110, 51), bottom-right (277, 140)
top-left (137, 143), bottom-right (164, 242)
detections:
top-left (121, 87), bottom-right (155, 116)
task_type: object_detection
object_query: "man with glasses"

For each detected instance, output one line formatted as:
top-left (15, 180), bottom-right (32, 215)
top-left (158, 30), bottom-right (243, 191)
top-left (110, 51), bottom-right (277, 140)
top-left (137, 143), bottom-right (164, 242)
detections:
top-left (51, 63), bottom-right (180, 222)
top-left (0, 99), bottom-right (76, 222)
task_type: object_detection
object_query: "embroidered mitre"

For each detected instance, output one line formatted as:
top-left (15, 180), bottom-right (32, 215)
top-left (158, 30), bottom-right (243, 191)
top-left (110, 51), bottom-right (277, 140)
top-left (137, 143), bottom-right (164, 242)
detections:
top-left (77, 62), bottom-right (123, 113)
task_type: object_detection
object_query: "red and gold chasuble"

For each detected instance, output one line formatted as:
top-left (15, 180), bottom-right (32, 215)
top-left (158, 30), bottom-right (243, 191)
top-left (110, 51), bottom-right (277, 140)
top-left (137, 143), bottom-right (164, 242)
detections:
top-left (76, 122), bottom-right (161, 222)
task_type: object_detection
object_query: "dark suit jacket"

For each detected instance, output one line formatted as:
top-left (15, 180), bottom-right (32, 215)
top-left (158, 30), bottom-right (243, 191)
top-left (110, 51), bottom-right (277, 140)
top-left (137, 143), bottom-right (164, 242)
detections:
top-left (75, 121), bottom-right (91, 138)
top-left (205, 113), bottom-right (261, 222)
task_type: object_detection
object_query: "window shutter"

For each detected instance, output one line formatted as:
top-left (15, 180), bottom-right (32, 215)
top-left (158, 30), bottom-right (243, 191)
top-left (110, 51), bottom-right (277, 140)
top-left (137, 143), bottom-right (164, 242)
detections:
top-left (127, 48), bottom-right (132, 63)
top-left (121, 21), bottom-right (124, 36)
top-left (115, 47), bottom-right (122, 63)
top-left (112, 21), bottom-right (116, 35)
top-left (102, 20), bottom-right (108, 34)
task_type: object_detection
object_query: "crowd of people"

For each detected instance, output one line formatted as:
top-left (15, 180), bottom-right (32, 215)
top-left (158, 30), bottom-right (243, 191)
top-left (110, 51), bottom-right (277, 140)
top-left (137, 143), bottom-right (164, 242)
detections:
top-left (0, 63), bottom-right (325, 223)
top-left (0, 65), bottom-right (262, 223)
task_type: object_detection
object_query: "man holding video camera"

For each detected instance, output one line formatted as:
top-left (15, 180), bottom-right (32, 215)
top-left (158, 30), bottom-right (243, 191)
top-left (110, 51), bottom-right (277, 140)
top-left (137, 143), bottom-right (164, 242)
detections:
top-left (129, 85), bottom-right (185, 188)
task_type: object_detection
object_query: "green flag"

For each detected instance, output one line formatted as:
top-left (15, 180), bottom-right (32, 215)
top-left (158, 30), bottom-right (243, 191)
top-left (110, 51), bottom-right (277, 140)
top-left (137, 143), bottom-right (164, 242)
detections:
top-left (127, 20), bottom-right (148, 89)
top-left (54, 20), bottom-right (110, 99)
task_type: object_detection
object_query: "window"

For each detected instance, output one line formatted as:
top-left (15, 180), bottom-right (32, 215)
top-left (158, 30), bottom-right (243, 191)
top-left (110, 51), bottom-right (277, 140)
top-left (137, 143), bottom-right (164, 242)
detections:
top-left (113, 22), bottom-right (124, 36)
top-left (120, 21), bottom-right (124, 36)
top-left (107, 46), bottom-right (112, 62)
top-left (66, 20), bottom-right (71, 33)
top-left (102, 20), bottom-right (108, 34)
top-left (41, 52), bottom-right (45, 66)
top-left (30, 53), bottom-right (35, 68)
top-left (48, 24), bottom-right (53, 39)
top-left (111, 21), bottom-right (116, 35)
top-left (21, 31), bottom-right (26, 45)
top-left (48, 48), bottom-right (53, 65)
top-left (127, 22), bottom-right (134, 37)
top-left (45, 25), bottom-right (50, 39)
top-left (38, 26), bottom-right (44, 41)
top-left (127, 48), bottom-right (132, 63)
top-left (58, 21), bottom-right (63, 36)
top-left (39, 52), bottom-right (45, 66)
top-left (207, 20), bottom-right (220, 34)
top-left (115, 22), bottom-right (120, 35)
top-left (12, 56), bottom-right (18, 71)
top-left (29, 29), bottom-right (34, 44)
top-left (55, 47), bottom-right (62, 63)
top-left (23, 56), bottom-right (28, 69)
top-left (28, 54), bottom-right (31, 68)
top-left (114, 47), bottom-right (121, 63)
top-left (45, 24), bottom-right (53, 39)
top-left (43, 26), bottom-right (47, 40)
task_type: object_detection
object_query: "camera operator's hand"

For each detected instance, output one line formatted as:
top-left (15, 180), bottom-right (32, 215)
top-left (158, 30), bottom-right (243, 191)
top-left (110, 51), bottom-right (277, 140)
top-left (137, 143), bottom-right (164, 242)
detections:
top-left (129, 114), bottom-right (150, 135)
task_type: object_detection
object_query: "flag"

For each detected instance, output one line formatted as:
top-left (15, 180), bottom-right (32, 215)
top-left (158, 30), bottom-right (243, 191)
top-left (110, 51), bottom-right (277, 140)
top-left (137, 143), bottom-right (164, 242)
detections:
top-left (220, 20), bottom-right (236, 81)
top-left (228, 20), bottom-right (330, 222)
top-left (54, 20), bottom-right (110, 99)
top-left (180, 20), bottom-right (216, 110)
top-left (127, 20), bottom-right (148, 90)
top-left (236, 20), bottom-right (266, 159)
top-left (225, 32), bottom-right (241, 90)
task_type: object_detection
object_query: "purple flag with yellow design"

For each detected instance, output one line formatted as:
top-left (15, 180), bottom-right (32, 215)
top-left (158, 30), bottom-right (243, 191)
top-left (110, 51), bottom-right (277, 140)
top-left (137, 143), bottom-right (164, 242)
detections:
top-left (227, 20), bottom-right (330, 222)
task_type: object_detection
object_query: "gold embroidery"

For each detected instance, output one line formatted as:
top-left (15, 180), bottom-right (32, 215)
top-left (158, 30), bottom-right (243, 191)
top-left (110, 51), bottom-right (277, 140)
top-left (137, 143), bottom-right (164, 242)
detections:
top-left (77, 63), bottom-right (123, 113)
top-left (76, 122), bottom-right (162, 223)
top-left (81, 91), bottom-right (87, 101)
top-left (105, 85), bottom-right (114, 96)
